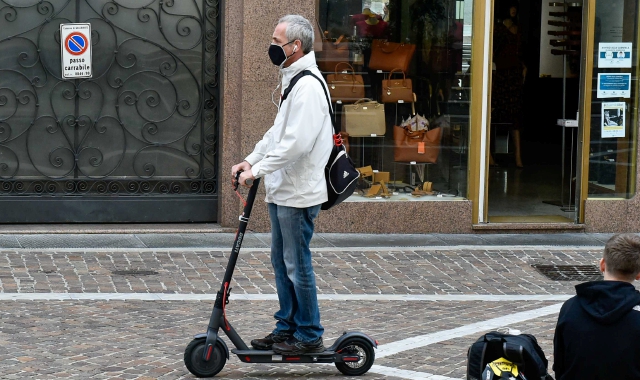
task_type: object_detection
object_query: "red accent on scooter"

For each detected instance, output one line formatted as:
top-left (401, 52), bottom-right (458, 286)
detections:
top-left (285, 357), bottom-right (301, 361)
top-left (343, 356), bottom-right (360, 362)
top-left (245, 356), bottom-right (251, 362)
top-left (205, 344), bottom-right (213, 361)
top-left (232, 174), bottom-right (248, 206)
top-left (222, 281), bottom-right (231, 331)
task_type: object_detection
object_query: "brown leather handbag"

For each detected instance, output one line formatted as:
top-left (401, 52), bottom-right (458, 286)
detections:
top-left (369, 40), bottom-right (416, 73)
top-left (316, 39), bottom-right (350, 72)
top-left (327, 62), bottom-right (365, 103)
top-left (393, 125), bottom-right (442, 163)
top-left (381, 69), bottom-right (413, 103)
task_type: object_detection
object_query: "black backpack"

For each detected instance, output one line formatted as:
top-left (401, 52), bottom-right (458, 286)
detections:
top-left (281, 70), bottom-right (359, 210)
top-left (467, 331), bottom-right (554, 380)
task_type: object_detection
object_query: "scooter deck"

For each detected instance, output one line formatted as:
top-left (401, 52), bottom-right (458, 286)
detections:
top-left (231, 348), bottom-right (359, 364)
top-left (232, 349), bottom-right (335, 356)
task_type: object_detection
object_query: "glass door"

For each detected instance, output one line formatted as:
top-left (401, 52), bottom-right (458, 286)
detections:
top-left (483, 0), bottom-right (582, 223)
top-left (576, 0), bottom-right (639, 220)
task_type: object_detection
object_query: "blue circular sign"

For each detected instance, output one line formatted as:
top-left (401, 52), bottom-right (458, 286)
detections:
top-left (65, 32), bottom-right (88, 56)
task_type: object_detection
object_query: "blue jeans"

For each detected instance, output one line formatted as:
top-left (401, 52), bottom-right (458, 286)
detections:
top-left (268, 203), bottom-right (323, 343)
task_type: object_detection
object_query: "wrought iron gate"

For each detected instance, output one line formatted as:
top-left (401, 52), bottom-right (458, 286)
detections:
top-left (0, 0), bottom-right (220, 222)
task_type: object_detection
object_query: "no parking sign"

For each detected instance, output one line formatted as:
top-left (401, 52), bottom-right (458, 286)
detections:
top-left (60, 23), bottom-right (92, 79)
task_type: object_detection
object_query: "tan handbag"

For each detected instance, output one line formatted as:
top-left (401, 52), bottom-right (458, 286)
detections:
top-left (381, 69), bottom-right (413, 103)
top-left (326, 62), bottom-right (365, 103)
top-left (393, 125), bottom-right (442, 163)
top-left (316, 39), bottom-right (350, 72)
top-left (342, 99), bottom-right (386, 137)
top-left (369, 40), bottom-right (416, 73)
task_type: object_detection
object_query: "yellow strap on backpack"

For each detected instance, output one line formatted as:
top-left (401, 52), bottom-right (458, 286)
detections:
top-left (488, 357), bottom-right (519, 377)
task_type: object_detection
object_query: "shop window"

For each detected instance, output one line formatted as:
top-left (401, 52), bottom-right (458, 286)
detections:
top-left (315, 0), bottom-right (473, 201)
top-left (586, 0), bottom-right (638, 198)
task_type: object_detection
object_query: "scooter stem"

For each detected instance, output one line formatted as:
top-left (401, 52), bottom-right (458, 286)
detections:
top-left (203, 177), bottom-right (261, 360)
top-left (222, 177), bottom-right (261, 286)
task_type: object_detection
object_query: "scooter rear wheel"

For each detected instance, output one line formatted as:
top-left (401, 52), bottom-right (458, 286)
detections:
top-left (184, 338), bottom-right (226, 378)
top-left (335, 337), bottom-right (375, 376)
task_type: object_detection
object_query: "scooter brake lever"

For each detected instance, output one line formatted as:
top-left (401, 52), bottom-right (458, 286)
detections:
top-left (225, 286), bottom-right (232, 304)
top-left (233, 170), bottom-right (242, 191)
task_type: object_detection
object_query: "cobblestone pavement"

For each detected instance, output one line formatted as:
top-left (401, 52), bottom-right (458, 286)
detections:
top-left (1, 246), bottom-right (638, 379)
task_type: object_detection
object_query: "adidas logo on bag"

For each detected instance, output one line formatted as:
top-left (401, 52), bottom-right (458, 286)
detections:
top-left (634, 305), bottom-right (640, 312)
top-left (343, 171), bottom-right (349, 178)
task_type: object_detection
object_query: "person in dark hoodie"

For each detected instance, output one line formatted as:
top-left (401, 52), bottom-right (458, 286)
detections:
top-left (553, 233), bottom-right (640, 380)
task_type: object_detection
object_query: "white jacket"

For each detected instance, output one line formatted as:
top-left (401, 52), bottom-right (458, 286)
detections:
top-left (245, 53), bottom-right (334, 208)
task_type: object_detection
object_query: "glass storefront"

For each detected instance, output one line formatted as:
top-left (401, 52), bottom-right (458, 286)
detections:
top-left (315, 0), bottom-right (474, 202)
top-left (586, 0), bottom-right (638, 199)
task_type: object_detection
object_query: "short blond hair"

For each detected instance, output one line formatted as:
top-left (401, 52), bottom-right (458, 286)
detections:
top-left (604, 234), bottom-right (640, 280)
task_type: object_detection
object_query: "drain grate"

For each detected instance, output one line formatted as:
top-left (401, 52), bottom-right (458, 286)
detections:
top-left (532, 264), bottom-right (603, 281)
top-left (112, 269), bottom-right (159, 276)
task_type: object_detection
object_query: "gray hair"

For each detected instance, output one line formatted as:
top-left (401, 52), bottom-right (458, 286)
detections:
top-left (278, 15), bottom-right (314, 54)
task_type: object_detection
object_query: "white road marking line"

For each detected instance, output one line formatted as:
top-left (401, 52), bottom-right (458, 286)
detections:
top-left (317, 294), bottom-right (571, 301)
top-left (0, 293), bottom-right (572, 302)
top-left (369, 364), bottom-right (461, 379)
top-left (0, 245), bottom-right (603, 252)
top-left (376, 303), bottom-right (563, 358)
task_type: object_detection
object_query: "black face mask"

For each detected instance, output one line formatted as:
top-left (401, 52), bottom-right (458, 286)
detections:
top-left (269, 40), bottom-right (296, 66)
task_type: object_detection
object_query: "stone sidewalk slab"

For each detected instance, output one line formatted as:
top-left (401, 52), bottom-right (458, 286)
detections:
top-left (0, 248), bottom-right (608, 295)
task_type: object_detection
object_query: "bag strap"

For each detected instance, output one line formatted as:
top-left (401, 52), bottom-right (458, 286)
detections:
top-left (503, 342), bottom-right (525, 365)
top-left (466, 341), bottom-right (489, 380)
top-left (376, 40), bottom-right (402, 54)
top-left (386, 68), bottom-right (406, 80)
top-left (334, 62), bottom-right (355, 75)
top-left (280, 69), bottom-right (339, 135)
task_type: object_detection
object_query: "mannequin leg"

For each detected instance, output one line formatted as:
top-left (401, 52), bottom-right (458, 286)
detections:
top-left (513, 129), bottom-right (523, 168)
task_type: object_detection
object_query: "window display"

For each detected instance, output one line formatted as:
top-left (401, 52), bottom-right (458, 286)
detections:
top-left (316, 0), bottom-right (474, 202)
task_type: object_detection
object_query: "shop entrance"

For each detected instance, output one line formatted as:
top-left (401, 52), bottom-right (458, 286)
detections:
top-left (486, 0), bottom-right (582, 223)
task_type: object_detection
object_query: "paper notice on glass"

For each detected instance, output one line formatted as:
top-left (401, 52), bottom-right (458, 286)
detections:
top-left (601, 102), bottom-right (625, 138)
top-left (598, 43), bottom-right (633, 68)
top-left (597, 73), bottom-right (631, 98)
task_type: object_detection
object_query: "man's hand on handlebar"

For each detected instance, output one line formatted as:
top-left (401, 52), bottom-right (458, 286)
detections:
top-left (231, 161), bottom-right (252, 178)
top-left (231, 161), bottom-right (256, 188)
top-left (237, 169), bottom-right (255, 188)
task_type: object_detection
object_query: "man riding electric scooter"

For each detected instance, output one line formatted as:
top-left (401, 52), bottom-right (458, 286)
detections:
top-left (232, 14), bottom-right (333, 356)
top-left (183, 14), bottom-right (376, 378)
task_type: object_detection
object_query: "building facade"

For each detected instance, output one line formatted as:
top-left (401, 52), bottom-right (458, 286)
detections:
top-left (0, 0), bottom-right (638, 234)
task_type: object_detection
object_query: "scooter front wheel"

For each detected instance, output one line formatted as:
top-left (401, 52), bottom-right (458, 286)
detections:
top-left (184, 338), bottom-right (226, 378)
top-left (335, 337), bottom-right (375, 376)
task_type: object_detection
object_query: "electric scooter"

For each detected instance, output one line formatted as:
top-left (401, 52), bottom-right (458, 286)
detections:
top-left (183, 172), bottom-right (377, 378)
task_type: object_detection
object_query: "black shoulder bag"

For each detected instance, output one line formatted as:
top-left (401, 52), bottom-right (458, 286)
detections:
top-left (281, 70), bottom-right (359, 210)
